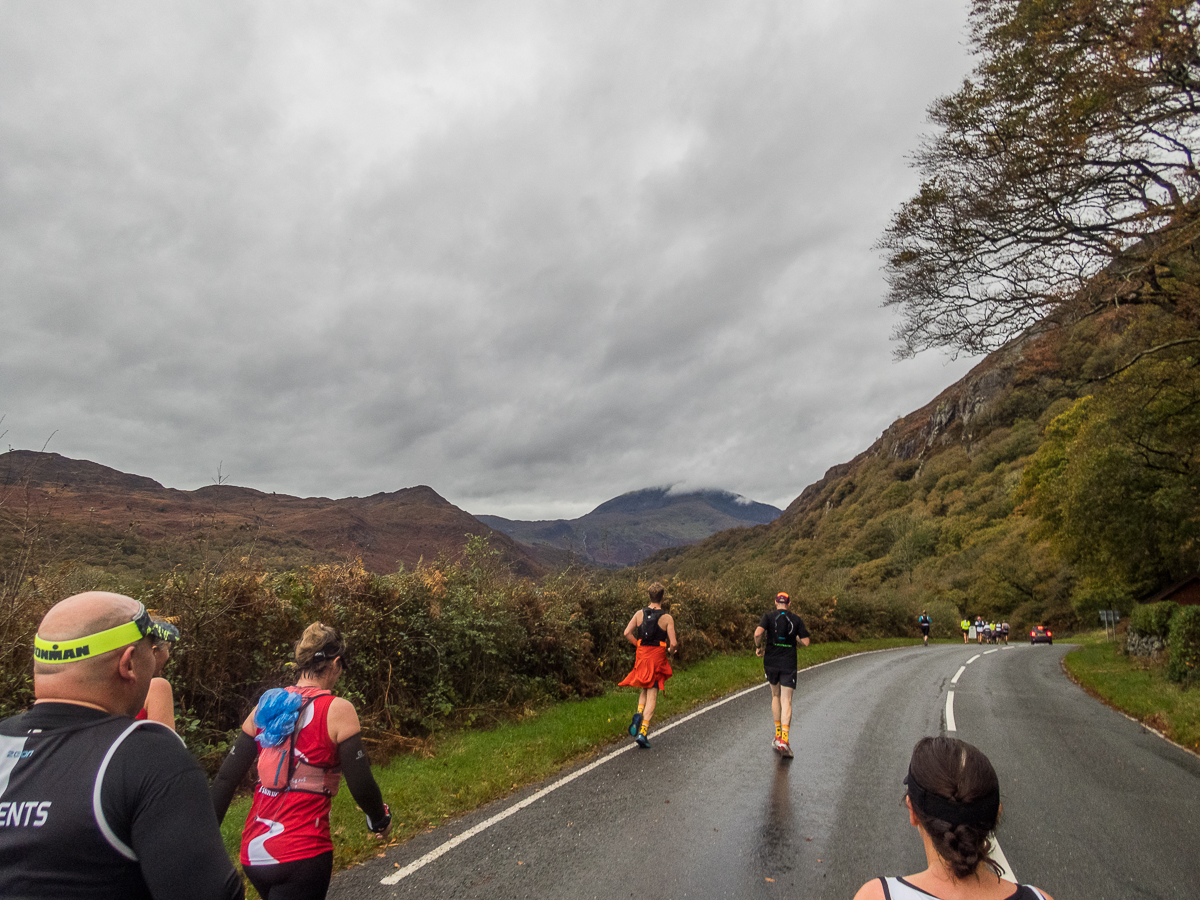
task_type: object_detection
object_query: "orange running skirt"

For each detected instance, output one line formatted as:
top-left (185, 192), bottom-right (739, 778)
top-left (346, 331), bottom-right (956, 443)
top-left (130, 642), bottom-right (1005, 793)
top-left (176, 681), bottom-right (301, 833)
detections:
top-left (618, 643), bottom-right (672, 691)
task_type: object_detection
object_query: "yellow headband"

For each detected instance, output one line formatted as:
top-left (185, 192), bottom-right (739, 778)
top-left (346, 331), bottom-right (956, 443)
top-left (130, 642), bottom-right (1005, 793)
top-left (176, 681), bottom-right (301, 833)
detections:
top-left (34, 603), bottom-right (152, 664)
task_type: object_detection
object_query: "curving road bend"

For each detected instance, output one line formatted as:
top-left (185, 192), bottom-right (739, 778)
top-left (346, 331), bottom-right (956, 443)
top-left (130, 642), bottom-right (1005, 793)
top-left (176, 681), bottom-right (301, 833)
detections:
top-left (330, 644), bottom-right (1200, 900)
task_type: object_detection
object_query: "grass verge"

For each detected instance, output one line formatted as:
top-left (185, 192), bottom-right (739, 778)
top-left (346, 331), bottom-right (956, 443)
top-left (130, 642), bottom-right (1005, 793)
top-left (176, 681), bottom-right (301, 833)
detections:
top-left (220, 637), bottom-right (921, 882)
top-left (1063, 630), bottom-right (1200, 754)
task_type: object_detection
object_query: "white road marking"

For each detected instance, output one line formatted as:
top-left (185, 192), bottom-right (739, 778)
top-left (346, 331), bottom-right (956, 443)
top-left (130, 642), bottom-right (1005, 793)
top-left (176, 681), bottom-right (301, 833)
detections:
top-left (990, 834), bottom-right (1015, 880)
top-left (380, 679), bottom-right (769, 885)
top-left (379, 649), bottom-right (897, 885)
top-left (944, 648), bottom-right (1017, 882)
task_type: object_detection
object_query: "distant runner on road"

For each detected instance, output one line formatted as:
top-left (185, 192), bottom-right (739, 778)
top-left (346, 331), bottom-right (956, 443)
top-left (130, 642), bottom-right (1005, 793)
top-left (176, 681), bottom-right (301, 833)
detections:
top-left (618, 582), bottom-right (677, 748)
top-left (753, 592), bottom-right (810, 758)
top-left (918, 612), bottom-right (931, 647)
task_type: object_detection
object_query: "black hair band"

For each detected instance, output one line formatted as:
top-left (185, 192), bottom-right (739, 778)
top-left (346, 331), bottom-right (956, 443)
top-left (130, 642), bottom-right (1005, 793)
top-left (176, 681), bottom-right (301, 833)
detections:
top-left (311, 645), bottom-right (346, 668)
top-left (905, 768), bottom-right (999, 827)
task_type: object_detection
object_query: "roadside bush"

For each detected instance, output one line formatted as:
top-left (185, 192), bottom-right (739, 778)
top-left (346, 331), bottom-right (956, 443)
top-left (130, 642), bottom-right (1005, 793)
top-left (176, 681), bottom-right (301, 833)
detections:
top-left (1166, 606), bottom-right (1200, 685)
top-left (5, 539), bottom-right (789, 769)
top-left (1130, 601), bottom-right (1178, 639)
top-left (1126, 601), bottom-right (1176, 657)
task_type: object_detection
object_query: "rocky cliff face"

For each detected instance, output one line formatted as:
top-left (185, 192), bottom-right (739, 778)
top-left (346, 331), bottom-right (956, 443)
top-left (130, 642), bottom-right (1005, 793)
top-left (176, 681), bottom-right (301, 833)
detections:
top-left (784, 313), bottom-right (1095, 520)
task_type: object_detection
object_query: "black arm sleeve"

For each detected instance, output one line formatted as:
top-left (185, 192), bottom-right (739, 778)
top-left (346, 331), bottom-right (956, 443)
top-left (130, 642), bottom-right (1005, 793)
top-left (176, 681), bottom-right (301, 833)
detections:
top-left (210, 730), bottom-right (258, 823)
top-left (338, 732), bottom-right (387, 827)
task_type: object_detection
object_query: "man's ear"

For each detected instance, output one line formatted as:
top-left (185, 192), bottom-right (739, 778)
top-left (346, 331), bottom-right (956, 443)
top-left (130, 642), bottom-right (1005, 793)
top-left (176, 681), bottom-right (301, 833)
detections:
top-left (117, 645), bottom-right (139, 682)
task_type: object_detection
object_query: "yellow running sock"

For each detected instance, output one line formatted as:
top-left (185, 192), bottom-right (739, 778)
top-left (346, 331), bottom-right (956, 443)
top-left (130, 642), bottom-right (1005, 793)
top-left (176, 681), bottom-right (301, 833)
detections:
top-left (781, 726), bottom-right (789, 743)
top-left (639, 723), bottom-right (648, 736)
top-left (637, 704), bottom-right (645, 714)
top-left (774, 722), bottom-right (782, 740)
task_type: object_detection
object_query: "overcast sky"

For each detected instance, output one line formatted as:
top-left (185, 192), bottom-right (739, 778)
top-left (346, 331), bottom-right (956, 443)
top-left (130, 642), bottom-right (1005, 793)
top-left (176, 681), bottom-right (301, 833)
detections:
top-left (1, 1), bottom-right (982, 520)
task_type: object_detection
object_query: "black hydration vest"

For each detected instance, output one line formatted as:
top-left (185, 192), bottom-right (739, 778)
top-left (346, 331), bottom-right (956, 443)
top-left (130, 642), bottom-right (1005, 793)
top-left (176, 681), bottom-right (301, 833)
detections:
top-left (637, 607), bottom-right (669, 646)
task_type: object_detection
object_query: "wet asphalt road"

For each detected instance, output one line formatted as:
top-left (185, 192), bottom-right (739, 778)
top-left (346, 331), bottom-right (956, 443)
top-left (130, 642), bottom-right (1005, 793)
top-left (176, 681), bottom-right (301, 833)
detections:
top-left (329, 643), bottom-right (1200, 900)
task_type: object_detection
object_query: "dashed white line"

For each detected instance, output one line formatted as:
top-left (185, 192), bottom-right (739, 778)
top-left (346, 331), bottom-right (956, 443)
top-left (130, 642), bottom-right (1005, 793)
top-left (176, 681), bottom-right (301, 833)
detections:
top-left (945, 651), bottom-right (1016, 880)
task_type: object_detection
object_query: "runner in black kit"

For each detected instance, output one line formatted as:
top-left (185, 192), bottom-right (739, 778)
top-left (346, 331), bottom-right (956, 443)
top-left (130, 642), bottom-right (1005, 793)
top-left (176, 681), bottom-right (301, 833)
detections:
top-left (0, 591), bottom-right (243, 900)
top-left (753, 592), bottom-right (810, 758)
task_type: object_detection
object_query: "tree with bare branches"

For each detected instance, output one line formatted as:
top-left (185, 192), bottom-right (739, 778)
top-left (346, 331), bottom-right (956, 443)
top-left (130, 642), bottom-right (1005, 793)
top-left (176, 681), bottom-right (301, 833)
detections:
top-left (880, 0), bottom-right (1200, 358)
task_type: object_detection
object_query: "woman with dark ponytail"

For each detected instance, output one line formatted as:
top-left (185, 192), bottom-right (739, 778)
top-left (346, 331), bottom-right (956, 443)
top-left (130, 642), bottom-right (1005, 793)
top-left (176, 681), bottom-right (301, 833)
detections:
top-left (852, 737), bottom-right (1053, 900)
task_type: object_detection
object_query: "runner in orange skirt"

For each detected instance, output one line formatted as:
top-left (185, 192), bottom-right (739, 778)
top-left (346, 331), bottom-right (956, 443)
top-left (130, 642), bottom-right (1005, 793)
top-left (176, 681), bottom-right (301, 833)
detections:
top-left (618, 582), bottom-right (678, 748)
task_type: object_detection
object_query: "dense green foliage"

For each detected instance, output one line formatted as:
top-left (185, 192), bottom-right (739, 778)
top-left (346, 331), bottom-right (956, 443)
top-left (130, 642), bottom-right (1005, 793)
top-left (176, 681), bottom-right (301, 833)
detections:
top-left (1130, 601), bottom-right (1179, 640)
top-left (1167, 605), bottom-right (1200, 684)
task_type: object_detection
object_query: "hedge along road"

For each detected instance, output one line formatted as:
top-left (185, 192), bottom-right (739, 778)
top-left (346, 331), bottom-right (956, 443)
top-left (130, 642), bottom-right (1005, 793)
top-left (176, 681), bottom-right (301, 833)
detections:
top-left (329, 644), bottom-right (1200, 900)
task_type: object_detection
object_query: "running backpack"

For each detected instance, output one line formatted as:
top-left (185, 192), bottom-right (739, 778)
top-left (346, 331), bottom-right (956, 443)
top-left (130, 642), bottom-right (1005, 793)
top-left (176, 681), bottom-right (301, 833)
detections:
top-left (254, 688), bottom-right (340, 795)
top-left (773, 610), bottom-right (796, 646)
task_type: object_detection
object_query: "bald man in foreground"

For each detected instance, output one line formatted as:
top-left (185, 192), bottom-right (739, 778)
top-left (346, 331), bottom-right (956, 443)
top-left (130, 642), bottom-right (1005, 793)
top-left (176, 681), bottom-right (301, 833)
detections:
top-left (0, 591), bottom-right (244, 900)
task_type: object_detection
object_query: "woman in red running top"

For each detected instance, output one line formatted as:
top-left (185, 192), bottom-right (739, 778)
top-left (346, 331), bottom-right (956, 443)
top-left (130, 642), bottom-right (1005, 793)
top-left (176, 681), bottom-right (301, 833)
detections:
top-left (852, 737), bottom-right (1054, 900)
top-left (211, 623), bottom-right (391, 900)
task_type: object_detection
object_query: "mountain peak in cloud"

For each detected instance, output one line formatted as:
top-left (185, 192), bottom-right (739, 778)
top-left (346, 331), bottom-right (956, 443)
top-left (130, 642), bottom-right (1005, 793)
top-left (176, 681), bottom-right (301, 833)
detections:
top-left (479, 486), bottom-right (781, 567)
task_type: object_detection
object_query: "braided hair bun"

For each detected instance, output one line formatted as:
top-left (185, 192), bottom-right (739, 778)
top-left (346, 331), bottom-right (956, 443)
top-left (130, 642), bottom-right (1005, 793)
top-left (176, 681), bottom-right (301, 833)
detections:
top-left (905, 736), bottom-right (1003, 880)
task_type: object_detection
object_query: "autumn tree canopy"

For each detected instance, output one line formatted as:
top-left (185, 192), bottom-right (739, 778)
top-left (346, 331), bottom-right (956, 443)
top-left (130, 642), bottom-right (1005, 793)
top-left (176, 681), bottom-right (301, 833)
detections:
top-left (880, 0), bottom-right (1200, 358)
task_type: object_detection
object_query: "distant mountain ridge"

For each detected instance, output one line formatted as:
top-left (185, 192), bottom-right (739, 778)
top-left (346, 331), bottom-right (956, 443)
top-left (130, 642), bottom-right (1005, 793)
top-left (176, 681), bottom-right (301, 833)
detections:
top-left (0, 451), bottom-right (543, 577)
top-left (478, 487), bottom-right (782, 567)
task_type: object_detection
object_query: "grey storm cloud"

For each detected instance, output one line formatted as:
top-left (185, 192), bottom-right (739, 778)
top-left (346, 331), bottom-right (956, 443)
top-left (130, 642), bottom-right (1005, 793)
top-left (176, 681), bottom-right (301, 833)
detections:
top-left (1, 0), bottom-right (980, 519)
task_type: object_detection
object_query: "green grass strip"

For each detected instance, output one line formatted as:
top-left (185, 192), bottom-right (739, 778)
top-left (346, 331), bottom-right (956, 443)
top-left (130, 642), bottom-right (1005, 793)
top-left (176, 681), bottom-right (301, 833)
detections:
top-left (1063, 630), bottom-right (1200, 755)
top-left (219, 636), bottom-right (925, 882)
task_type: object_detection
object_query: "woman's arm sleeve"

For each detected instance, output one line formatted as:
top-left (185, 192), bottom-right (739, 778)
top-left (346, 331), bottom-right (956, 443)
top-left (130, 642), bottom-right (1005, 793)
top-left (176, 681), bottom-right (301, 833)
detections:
top-left (209, 731), bottom-right (258, 822)
top-left (338, 732), bottom-right (388, 827)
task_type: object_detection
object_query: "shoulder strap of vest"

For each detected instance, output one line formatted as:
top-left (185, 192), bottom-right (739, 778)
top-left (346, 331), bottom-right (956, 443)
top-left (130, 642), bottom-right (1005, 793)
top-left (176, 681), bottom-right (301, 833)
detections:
top-left (777, 610), bottom-right (793, 635)
top-left (286, 694), bottom-right (324, 781)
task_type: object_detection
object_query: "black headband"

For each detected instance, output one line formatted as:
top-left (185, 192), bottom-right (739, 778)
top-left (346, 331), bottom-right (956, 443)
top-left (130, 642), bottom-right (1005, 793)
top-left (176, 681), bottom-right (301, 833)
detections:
top-left (905, 768), bottom-right (999, 827)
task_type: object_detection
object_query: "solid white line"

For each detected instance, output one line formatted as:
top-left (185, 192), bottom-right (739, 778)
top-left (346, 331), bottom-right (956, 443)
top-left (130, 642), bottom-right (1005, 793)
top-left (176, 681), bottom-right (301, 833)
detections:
top-left (380, 648), bottom-right (900, 885)
top-left (990, 834), bottom-right (1015, 880)
top-left (966, 654), bottom-right (980, 664)
top-left (945, 691), bottom-right (956, 732)
top-left (380, 679), bottom-right (768, 885)
top-left (950, 666), bottom-right (966, 685)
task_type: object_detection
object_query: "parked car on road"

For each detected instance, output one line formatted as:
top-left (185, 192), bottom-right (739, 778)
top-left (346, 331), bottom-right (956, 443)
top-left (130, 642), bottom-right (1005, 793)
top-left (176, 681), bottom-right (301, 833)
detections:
top-left (1030, 625), bottom-right (1053, 645)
